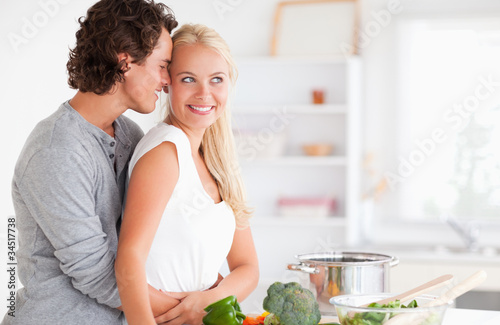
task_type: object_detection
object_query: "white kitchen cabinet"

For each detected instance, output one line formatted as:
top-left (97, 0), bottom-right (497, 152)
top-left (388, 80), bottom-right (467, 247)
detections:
top-left (232, 55), bottom-right (363, 244)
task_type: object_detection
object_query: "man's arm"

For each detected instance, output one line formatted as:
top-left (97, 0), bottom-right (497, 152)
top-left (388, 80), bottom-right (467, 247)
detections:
top-left (19, 148), bottom-right (122, 307)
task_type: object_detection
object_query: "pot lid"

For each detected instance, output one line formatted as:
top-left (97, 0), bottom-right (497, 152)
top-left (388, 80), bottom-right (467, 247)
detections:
top-left (295, 251), bottom-right (396, 266)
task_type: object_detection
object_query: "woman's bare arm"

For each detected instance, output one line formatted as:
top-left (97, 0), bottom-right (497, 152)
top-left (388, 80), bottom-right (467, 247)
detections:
top-left (115, 142), bottom-right (180, 325)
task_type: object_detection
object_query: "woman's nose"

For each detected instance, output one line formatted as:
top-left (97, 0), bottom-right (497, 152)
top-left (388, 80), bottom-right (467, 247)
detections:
top-left (195, 83), bottom-right (211, 100)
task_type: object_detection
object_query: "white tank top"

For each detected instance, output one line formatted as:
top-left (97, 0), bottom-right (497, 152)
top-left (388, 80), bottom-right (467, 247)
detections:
top-left (127, 123), bottom-right (236, 292)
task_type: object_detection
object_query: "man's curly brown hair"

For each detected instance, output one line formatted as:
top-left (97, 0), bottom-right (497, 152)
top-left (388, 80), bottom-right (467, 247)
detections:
top-left (67, 0), bottom-right (178, 95)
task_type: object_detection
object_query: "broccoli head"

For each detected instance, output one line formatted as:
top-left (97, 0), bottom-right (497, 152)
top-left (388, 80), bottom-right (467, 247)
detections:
top-left (263, 281), bottom-right (321, 325)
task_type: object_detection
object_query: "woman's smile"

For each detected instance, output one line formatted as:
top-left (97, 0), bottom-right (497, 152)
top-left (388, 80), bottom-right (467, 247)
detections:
top-left (188, 105), bottom-right (214, 114)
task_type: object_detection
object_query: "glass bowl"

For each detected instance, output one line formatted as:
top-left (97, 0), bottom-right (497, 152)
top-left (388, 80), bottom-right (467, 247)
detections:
top-left (330, 293), bottom-right (451, 325)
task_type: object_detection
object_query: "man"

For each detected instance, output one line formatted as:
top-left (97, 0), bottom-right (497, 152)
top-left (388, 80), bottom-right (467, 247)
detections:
top-left (2, 0), bottom-right (178, 324)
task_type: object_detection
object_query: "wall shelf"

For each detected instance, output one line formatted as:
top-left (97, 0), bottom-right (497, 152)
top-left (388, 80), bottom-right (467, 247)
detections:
top-left (239, 156), bottom-right (347, 166)
top-left (250, 216), bottom-right (347, 227)
top-left (234, 104), bottom-right (348, 115)
top-left (235, 55), bottom-right (350, 65)
top-left (233, 55), bottom-right (363, 245)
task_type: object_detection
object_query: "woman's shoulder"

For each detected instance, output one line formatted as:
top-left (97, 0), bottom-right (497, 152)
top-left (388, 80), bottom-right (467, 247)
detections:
top-left (145, 122), bottom-right (184, 139)
top-left (129, 123), bottom-right (188, 174)
top-left (138, 123), bottom-right (188, 149)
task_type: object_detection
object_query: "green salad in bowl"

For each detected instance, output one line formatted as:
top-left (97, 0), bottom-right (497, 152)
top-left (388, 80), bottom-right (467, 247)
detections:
top-left (330, 293), bottom-right (450, 325)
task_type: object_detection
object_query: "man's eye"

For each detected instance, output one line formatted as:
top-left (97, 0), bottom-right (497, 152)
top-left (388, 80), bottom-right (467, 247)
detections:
top-left (182, 77), bottom-right (195, 83)
top-left (160, 65), bottom-right (166, 70)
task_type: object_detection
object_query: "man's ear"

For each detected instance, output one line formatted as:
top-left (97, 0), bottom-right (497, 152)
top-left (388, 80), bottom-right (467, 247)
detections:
top-left (117, 53), bottom-right (131, 72)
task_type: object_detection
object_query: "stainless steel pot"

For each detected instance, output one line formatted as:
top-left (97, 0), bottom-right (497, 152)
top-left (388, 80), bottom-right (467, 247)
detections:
top-left (287, 251), bottom-right (399, 315)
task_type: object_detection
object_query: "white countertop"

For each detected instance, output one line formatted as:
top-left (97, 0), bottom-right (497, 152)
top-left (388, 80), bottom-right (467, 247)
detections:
top-left (318, 308), bottom-right (500, 324)
top-left (243, 281), bottom-right (500, 325)
top-left (442, 308), bottom-right (500, 324)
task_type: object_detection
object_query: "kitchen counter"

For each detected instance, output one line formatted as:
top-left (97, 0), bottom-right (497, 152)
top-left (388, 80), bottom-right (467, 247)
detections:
top-left (320, 308), bottom-right (500, 324)
top-left (348, 244), bottom-right (500, 295)
top-left (243, 281), bottom-right (500, 325)
top-left (441, 308), bottom-right (500, 324)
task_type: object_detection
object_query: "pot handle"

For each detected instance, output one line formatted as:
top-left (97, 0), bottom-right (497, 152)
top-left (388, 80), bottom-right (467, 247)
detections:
top-left (390, 256), bottom-right (400, 267)
top-left (287, 263), bottom-right (319, 274)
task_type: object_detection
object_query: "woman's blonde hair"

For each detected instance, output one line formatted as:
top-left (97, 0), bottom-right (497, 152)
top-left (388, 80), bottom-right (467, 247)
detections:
top-left (166, 23), bottom-right (252, 228)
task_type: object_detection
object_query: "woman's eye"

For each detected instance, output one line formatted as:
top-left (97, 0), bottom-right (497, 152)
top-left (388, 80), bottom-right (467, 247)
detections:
top-left (181, 77), bottom-right (195, 83)
top-left (160, 65), bottom-right (166, 70)
top-left (211, 77), bottom-right (223, 83)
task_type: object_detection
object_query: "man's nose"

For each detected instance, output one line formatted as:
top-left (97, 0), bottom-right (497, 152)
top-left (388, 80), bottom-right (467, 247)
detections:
top-left (161, 70), bottom-right (171, 87)
top-left (161, 70), bottom-right (171, 93)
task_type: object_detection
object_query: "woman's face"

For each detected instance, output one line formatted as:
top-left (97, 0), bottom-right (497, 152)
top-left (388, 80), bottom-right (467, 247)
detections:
top-left (166, 43), bottom-right (230, 132)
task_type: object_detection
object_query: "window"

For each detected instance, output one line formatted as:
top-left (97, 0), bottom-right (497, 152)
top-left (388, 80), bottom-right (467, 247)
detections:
top-left (387, 16), bottom-right (500, 221)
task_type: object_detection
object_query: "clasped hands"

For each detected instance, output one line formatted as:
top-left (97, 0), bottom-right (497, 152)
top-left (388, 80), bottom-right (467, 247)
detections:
top-left (155, 274), bottom-right (225, 325)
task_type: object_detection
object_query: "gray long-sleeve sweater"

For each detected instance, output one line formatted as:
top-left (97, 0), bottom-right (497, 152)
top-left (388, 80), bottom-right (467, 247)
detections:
top-left (2, 101), bottom-right (143, 325)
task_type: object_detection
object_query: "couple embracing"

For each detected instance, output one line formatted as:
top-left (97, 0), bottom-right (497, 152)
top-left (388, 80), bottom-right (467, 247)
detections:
top-left (3, 1), bottom-right (259, 324)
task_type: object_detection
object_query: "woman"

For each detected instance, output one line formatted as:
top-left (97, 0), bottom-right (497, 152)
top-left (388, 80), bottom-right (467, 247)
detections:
top-left (115, 24), bottom-right (259, 325)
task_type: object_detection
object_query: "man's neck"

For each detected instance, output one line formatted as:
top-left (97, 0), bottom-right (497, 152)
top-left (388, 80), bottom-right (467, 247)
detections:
top-left (69, 90), bottom-right (127, 137)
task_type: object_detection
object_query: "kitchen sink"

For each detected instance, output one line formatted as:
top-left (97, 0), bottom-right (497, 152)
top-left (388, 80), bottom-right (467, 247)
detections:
top-left (456, 290), bottom-right (500, 311)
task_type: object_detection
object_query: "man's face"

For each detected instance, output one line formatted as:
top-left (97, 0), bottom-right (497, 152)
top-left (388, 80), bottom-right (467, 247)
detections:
top-left (122, 28), bottom-right (173, 114)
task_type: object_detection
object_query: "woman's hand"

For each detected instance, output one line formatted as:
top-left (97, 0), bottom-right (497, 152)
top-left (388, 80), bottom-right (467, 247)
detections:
top-left (155, 291), bottom-right (212, 325)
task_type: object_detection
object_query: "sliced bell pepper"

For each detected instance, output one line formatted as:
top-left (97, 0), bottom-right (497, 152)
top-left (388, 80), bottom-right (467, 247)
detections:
top-left (243, 312), bottom-right (270, 325)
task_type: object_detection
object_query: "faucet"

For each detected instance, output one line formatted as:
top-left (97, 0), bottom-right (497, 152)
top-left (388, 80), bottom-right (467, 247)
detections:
top-left (442, 215), bottom-right (481, 252)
